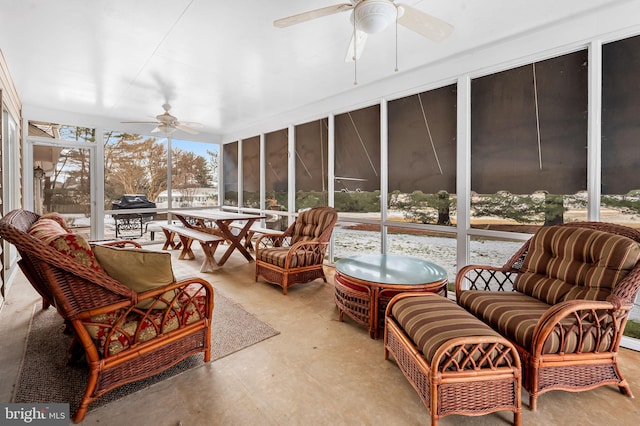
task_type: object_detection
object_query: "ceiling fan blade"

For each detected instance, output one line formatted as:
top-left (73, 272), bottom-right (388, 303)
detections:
top-left (176, 121), bottom-right (203, 129)
top-left (345, 30), bottom-right (368, 62)
top-left (396, 4), bottom-right (453, 42)
top-left (274, 3), bottom-right (353, 28)
top-left (120, 121), bottom-right (160, 124)
top-left (175, 124), bottom-right (200, 135)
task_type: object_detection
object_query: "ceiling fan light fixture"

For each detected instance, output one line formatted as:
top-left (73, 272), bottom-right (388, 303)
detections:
top-left (156, 124), bottom-right (177, 135)
top-left (352, 0), bottom-right (397, 34)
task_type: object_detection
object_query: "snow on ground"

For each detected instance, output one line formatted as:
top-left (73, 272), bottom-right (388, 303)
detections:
top-left (333, 225), bottom-right (522, 283)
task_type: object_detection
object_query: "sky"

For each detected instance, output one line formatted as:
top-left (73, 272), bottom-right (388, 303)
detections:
top-left (169, 138), bottom-right (218, 159)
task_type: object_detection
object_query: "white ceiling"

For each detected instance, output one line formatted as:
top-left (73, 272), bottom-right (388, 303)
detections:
top-left (0, 0), bottom-right (633, 143)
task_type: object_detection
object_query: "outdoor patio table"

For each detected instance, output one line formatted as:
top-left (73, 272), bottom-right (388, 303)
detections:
top-left (334, 254), bottom-right (448, 339)
top-left (169, 209), bottom-right (266, 266)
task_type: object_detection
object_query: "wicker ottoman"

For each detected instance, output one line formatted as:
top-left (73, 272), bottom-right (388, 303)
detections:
top-left (384, 293), bottom-right (522, 426)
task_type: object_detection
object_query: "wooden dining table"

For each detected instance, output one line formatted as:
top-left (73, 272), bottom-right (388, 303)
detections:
top-left (169, 209), bottom-right (267, 266)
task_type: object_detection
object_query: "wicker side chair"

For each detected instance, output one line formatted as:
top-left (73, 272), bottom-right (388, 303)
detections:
top-left (455, 221), bottom-right (640, 410)
top-left (255, 206), bottom-right (337, 295)
top-left (0, 209), bottom-right (214, 423)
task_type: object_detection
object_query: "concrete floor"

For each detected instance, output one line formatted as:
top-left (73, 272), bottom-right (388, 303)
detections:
top-left (1, 244), bottom-right (640, 425)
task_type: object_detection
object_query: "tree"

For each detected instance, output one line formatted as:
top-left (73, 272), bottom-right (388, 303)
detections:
top-left (172, 149), bottom-right (211, 189)
top-left (104, 133), bottom-right (168, 207)
top-left (471, 191), bottom-right (558, 224)
top-left (43, 126), bottom-right (95, 214)
top-left (103, 133), bottom-right (216, 208)
top-left (389, 190), bottom-right (455, 225)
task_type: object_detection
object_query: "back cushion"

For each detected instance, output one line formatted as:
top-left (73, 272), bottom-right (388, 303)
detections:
top-left (28, 217), bottom-right (103, 272)
top-left (28, 217), bottom-right (68, 244)
top-left (92, 244), bottom-right (176, 309)
top-left (514, 225), bottom-right (640, 304)
top-left (291, 207), bottom-right (335, 244)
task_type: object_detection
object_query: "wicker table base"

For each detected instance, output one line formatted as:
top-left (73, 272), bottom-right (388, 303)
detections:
top-left (334, 254), bottom-right (447, 339)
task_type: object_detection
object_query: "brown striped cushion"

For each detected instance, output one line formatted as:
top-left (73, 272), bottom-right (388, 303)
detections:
top-left (457, 290), bottom-right (614, 354)
top-left (392, 295), bottom-right (513, 368)
top-left (515, 226), bottom-right (640, 304)
top-left (291, 207), bottom-right (335, 244)
top-left (256, 246), bottom-right (323, 268)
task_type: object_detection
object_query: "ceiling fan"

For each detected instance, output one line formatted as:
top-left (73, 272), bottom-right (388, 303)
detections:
top-left (274, 0), bottom-right (453, 62)
top-left (121, 103), bottom-right (202, 136)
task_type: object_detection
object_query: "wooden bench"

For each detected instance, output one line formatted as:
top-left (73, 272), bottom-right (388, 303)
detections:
top-left (385, 293), bottom-right (522, 426)
top-left (160, 224), bottom-right (224, 272)
top-left (229, 223), bottom-right (281, 251)
top-left (145, 220), bottom-right (180, 241)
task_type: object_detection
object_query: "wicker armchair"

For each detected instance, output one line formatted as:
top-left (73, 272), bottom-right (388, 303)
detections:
top-left (0, 209), bottom-right (214, 423)
top-left (255, 206), bottom-right (337, 295)
top-left (455, 222), bottom-right (640, 410)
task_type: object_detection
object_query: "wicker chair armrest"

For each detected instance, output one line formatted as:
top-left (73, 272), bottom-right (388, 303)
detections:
top-left (256, 233), bottom-right (292, 249)
top-left (432, 335), bottom-right (521, 373)
top-left (283, 240), bottom-right (328, 268)
top-left (610, 263), bottom-right (640, 307)
top-left (77, 277), bottom-right (214, 318)
top-left (137, 276), bottom-right (214, 313)
top-left (531, 299), bottom-right (623, 355)
top-left (93, 240), bottom-right (142, 248)
top-left (78, 277), bottom-right (214, 359)
top-left (455, 265), bottom-right (520, 298)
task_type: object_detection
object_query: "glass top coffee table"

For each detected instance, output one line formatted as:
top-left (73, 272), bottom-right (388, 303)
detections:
top-left (334, 254), bottom-right (448, 339)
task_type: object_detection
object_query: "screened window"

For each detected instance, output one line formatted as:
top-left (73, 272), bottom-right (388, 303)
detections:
top-left (388, 85), bottom-right (457, 227)
top-left (265, 129), bottom-right (289, 213)
top-left (471, 50), bottom-right (588, 231)
top-left (29, 120), bottom-right (96, 143)
top-left (223, 142), bottom-right (239, 207)
top-left (334, 104), bottom-right (381, 218)
top-left (242, 136), bottom-right (260, 209)
top-left (171, 139), bottom-right (218, 208)
top-left (295, 118), bottom-right (328, 210)
top-left (602, 35), bottom-right (640, 225)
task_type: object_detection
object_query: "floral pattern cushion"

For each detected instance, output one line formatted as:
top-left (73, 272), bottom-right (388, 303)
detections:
top-left (28, 216), bottom-right (103, 272)
top-left (83, 285), bottom-right (207, 356)
top-left (49, 233), bottom-right (104, 272)
top-left (28, 217), bottom-right (67, 244)
top-left (40, 212), bottom-right (71, 231)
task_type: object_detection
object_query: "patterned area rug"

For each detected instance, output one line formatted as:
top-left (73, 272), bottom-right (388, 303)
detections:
top-left (13, 290), bottom-right (279, 415)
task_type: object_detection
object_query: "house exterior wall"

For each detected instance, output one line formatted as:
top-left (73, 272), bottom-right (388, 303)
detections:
top-left (0, 49), bottom-right (23, 304)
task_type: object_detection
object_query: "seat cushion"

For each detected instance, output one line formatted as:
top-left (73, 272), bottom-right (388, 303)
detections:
top-left (458, 290), bottom-right (614, 354)
top-left (257, 246), bottom-right (322, 268)
top-left (83, 285), bottom-right (207, 356)
top-left (515, 225), bottom-right (640, 304)
top-left (92, 244), bottom-right (177, 309)
top-left (392, 295), bottom-right (514, 368)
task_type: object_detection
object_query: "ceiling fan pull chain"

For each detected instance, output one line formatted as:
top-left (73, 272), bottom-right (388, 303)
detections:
top-left (394, 7), bottom-right (399, 72)
top-left (353, 16), bottom-right (358, 85)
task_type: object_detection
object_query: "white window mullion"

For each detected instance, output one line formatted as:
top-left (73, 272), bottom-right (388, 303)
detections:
top-left (237, 139), bottom-right (243, 210)
top-left (587, 39), bottom-right (602, 221)
top-left (288, 124), bottom-right (295, 222)
top-left (380, 99), bottom-right (388, 254)
top-left (457, 76), bottom-right (472, 277)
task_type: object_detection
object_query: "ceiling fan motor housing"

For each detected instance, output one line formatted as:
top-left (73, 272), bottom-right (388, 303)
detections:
top-left (351, 0), bottom-right (397, 34)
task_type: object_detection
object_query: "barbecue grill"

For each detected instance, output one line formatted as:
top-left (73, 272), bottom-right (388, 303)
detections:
top-left (111, 194), bottom-right (156, 238)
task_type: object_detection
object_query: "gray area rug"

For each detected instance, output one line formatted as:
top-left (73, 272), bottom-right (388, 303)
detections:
top-left (12, 290), bottom-right (279, 414)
